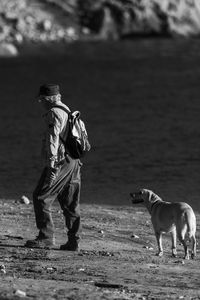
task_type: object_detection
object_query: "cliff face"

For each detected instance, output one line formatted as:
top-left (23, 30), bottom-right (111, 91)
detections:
top-left (79, 0), bottom-right (200, 38)
top-left (0, 0), bottom-right (200, 47)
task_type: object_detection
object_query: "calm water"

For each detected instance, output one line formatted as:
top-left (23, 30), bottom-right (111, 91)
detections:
top-left (1, 39), bottom-right (200, 211)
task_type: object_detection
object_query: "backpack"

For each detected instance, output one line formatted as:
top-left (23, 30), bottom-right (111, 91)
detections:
top-left (53, 105), bottom-right (91, 159)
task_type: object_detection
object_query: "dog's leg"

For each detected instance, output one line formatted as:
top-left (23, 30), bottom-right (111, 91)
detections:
top-left (178, 233), bottom-right (189, 260)
top-left (155, 231), bottom-right (163, 257)
top-left (191, 235), bottom-right (196, 259)
top-left (171, 229), bottom-right (177, 258)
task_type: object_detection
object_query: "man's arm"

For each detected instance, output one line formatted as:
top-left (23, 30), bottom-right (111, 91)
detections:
top-left (45, 110), bottom-right (62, 186)
top-left (46, 110), bottom-right (62, 168)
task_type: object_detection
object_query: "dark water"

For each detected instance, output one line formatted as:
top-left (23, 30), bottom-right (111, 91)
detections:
top-left (1, 39), bottom-right (200, 211)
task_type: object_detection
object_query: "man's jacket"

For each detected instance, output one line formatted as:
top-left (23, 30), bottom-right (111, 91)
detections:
top-left (41, 101), bottom-right (70, 167)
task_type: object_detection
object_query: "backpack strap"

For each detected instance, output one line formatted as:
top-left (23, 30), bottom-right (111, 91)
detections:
top-left (51, 105), bottom-right (71, 115)
top-left (51, 105), bottom-right (71, 146)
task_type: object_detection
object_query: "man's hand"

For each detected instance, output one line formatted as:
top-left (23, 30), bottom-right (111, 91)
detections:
top-left (46, 167), bottom-right (58, 187)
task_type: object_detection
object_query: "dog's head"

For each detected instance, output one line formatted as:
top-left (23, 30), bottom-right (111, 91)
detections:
top-left (130, 189), bottom-right (152, 204)
top-left (130, 189), bottom-right (161, 212)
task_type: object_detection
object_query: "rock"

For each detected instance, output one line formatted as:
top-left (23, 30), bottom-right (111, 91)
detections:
top-left (16, 18), bottom-right (27, 34)
top-left (82, 27), bottom-right (90, 35)
top-left (99, 7), bottom-right (119, 40)
top-left (131, 234), bottom-right (139, 239)
top-left (0, 264), bottom-right (5, 270)
top-left (42, 19), bottom-right (52, 31)
top-left (0, 43), bottom-right (18, 57)
top-left (66, 27), bottom-right (77, 40)
top-left (14, 32), bottom-right (23, 43)
top-left (0, 264), bottom-right (6, 273)
top-left (143, 246), bottom-right (153, 250)
top-left (98, 250), bottom-right (114, 257)
top-left (57, 28), bottom-right (65, 39)
top-left (14, 290), bottom-right (26, 297)
top-left (20, 195), bottom-right (30, 205)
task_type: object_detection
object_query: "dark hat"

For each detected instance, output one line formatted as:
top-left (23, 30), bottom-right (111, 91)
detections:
top-left (39, 84), bottom-right (60, 96)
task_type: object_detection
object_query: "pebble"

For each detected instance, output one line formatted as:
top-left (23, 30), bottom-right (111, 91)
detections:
top-left (20, 195), bottom-right (30, 205)
top-left (78, 268), bottom-right (85, 271)
top-left (0, 265), bottom-right (6, 274)
top-left (46, 267), bottom-right (54, 271)
top-left (143, 246), bottom-right (153, 250)
top-left (15, 290), bottom-right (26, 297)
top-left (131, 234), bottom-right (139, 239)
top-left (46, 267), bottom-right (57, 272)
top-left (0, 264), bottom-right (6, 274)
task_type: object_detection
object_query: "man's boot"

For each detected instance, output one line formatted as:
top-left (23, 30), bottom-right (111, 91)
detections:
top-left (60, 239), bottom-right (79, 251)
top-left (25, 236), bottom-right (55, 249)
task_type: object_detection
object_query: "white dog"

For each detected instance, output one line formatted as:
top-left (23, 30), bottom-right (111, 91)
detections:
top-left (130, 189), bottom-right (196, 259)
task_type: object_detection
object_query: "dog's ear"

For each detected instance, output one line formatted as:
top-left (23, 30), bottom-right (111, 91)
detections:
top-left (149, 191), bottom-right (158, 202)
top-left (147, 190), bottom-right (153, 202)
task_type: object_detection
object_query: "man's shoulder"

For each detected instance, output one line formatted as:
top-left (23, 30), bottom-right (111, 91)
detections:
top-left (45, 102), bottom-right (70, 124)
top-left (49, 103), bottom-right (70, 121)
top-left (51, 102), bottom-right (70, 114)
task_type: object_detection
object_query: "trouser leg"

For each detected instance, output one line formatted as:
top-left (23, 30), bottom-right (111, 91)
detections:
top-left (33, 167), bottom-right (57, 239)
top-left (33, 157), bottom-right (81, 241)
top-left (58, 159), bottom-right (81, 242)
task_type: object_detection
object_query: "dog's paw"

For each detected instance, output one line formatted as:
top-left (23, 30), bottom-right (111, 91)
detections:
top-left (172, 254), bottom-right (177, 258)
top-left (172, 250), bottom-right (177, 258)
top-left (156, 251), bottom-right (163, 257)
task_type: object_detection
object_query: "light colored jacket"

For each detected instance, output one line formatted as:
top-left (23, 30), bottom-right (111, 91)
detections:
top-left (41, 101), bottom-right (70, 167)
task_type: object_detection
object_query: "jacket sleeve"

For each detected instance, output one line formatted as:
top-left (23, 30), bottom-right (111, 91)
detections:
top-left (45, 110), bottom-right (62, 167)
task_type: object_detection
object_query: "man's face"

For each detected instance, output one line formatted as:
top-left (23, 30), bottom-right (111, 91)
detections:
top-left (38, 95), bottom-right (52, 111)
top-left (37, 94), bottom-right (61, 110)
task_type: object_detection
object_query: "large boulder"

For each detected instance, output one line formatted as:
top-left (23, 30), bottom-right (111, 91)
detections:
top-left (0, 43), bottom-right (18, 57)
top-left (78, 0), bottom-right (200, 38)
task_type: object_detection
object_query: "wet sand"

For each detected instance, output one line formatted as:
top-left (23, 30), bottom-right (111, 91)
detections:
top-left (0, 39), bottom-right (200, 211)
top-left (0, 198), bottom-right (199, 299)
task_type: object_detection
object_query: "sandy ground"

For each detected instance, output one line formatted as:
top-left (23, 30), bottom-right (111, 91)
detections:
top-left (0, 198), bottom-right (199, 300)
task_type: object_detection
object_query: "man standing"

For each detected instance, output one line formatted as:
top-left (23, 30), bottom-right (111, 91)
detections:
top-left (25, 84), bottom-right (81, 251)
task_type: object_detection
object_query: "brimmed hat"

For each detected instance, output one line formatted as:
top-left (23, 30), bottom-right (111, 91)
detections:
top-left (38, 84), bottom-right (60, 96)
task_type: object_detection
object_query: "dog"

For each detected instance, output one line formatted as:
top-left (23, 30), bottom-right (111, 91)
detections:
top-left (130, 189), bottom-right (196, 259)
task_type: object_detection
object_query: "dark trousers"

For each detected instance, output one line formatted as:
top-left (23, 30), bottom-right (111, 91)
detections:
top-left (33, 157), bottom-right (81, 242)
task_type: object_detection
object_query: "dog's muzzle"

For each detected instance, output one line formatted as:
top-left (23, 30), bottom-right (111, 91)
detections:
top-left (130, 193), bottom-right (144, 204)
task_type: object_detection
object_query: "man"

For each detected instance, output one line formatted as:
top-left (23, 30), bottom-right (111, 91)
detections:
top-left (25, 84), bottom-right (81, 251)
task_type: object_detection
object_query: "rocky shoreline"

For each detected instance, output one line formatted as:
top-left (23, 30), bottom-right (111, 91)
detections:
top-left (1, 0), bottom-right (200, 56)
